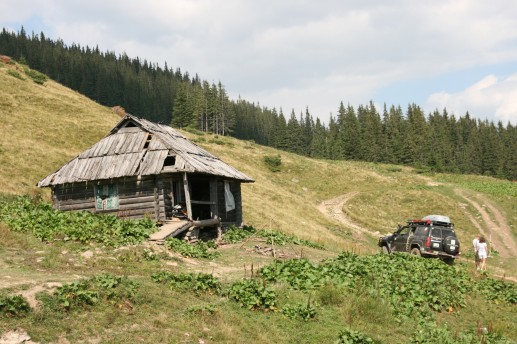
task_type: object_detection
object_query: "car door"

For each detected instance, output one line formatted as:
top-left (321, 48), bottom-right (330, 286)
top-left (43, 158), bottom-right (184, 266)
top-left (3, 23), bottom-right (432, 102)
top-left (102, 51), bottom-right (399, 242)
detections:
top-left (392, 226), bottom-right (411, 252)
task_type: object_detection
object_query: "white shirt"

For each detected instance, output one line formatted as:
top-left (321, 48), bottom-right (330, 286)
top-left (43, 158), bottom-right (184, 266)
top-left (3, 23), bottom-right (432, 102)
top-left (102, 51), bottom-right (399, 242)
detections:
top-left (473, 238), bottom-right (479, 251)
top-left (477, 242), bottom-right (488, 258)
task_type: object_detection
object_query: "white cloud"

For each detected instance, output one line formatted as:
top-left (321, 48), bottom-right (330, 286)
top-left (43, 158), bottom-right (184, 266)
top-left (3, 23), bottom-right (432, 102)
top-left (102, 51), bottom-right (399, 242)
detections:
top-left (426, 74), bottom-right (517, 124)
top-left (3, 0), bottom-right (517, 124)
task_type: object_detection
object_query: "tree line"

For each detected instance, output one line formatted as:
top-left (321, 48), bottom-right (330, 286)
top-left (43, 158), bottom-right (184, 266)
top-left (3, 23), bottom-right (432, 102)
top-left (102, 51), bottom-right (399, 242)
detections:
top-left (1, 27), bottom-right (516, 180)
top-left (233, 101), bottom-right (517, 180)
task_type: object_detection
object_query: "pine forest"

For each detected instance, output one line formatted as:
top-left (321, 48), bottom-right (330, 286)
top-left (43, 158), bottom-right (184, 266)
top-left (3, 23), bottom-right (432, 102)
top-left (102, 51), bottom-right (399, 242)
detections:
top-left (1, 27), bottom-right (516, 180)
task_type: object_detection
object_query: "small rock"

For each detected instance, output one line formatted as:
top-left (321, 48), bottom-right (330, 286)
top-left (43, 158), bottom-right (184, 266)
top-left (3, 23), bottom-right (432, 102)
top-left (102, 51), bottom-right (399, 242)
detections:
top-left (0, 329), bottom-right (35, 344)
top-left (81, 251), bottom-right (94, 259)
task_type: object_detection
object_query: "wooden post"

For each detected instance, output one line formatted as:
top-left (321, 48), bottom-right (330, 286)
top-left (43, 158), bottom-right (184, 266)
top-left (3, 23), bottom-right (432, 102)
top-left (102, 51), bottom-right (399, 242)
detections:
top-left (153, 187), bottom-right (160, 221)
top-left (210, 178), bottom-right (218, 219)
top-left (183, 173), bottom-right (192, 220)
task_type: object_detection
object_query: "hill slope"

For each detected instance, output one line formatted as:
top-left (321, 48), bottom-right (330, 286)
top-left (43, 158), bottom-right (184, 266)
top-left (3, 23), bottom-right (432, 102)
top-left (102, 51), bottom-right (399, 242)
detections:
top-left (0, 60), bottom-right (120, 195)
top-left (1, 58), bottom-right (516, 272)
top-left (1, 59), bottom-right (517, 343)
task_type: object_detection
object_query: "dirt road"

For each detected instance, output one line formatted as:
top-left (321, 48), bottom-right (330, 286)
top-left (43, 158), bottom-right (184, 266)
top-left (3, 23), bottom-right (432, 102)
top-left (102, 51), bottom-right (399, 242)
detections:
top-left (455, 189), bottom-right (517, 258)
top-left (316, 193), bottom-right (379, 240)
top-left (317, 190), bottom-right (516, 260)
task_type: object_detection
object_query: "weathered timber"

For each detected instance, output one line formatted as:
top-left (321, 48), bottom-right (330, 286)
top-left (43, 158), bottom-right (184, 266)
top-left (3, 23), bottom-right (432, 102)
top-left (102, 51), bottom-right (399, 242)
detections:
top-left (183, 172), bottom-right (192, 220)
top-left (149, 220), bottom-right (191, 241)
top-left (192, 218), bottom-right (220, 228)
top-left (119, 201), bottom-right (157, 210)
top-left (119, 195), bottom-right (156, 205)
top-left (58, 203), bottom-right (95, 212)
top-left (56, 197), bottom-right (95, 206)
top-left (38, 114), bottom-right (253, 226)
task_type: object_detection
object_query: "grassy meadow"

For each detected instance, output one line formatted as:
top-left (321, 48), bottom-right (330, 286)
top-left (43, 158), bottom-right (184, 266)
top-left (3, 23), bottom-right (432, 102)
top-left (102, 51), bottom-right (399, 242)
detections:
top-left (1, 59), bottom-right (516, 343)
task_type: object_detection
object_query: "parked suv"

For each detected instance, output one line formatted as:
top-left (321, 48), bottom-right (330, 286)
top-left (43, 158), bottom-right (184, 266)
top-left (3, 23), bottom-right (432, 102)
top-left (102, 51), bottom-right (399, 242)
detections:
top-left (378, 215), bottom-right (460, 264)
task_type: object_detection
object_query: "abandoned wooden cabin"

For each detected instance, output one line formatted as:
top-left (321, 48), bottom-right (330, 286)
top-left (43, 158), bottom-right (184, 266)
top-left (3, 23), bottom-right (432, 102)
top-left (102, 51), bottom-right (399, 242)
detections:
top-left (37, 114), bottom-right (254, 237)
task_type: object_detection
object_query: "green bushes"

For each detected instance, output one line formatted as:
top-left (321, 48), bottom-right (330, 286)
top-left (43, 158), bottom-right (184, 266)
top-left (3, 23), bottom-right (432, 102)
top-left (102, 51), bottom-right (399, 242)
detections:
top-left (223, 225), bottom-right (257, 243)
top-left (337, 328), bottom-right (377, 344)
top-left (41, 274), bottom-right (138, 312)
top-left (23, 65), bottom-right (48, 85)
top-left (165, 238), bottom-right (219, 259)
top-left (410, 321), bottom-right (512, 344)
top-left (0, 196), bottom-right (156, 247)
top-left (261, 253), bottom-right (474, 318)
top-left (281, 300), bottom-right (316, 321)
top-left (261, 229), bottom-right (324, 249)
top-left (223, 225), bottom-right (324, 249)
top-left (0, 294), bottom-right (31, 317)
top-left (263, 154), bottom-right (282, 172)
top-left (476, 277), bottom-right (517, 304)
top-left (151, 271), bottom-right (221, 295)
top-left (227, 279), bottom-right (277, 311)
top-left (7, 69), bottom-right (24, 80)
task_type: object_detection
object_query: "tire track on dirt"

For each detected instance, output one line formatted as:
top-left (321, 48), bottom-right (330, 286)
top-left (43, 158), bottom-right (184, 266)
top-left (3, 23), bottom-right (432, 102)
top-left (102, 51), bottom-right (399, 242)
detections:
top-left (316, 193), bottom-right (377, 239)
top-left (455, 189), bottom-right (517, 258)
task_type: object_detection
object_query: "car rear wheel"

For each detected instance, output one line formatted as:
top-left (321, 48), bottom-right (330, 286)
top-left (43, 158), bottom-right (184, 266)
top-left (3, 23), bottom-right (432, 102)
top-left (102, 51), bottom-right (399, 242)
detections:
top-left (410, 248), bottom-right (421, 256)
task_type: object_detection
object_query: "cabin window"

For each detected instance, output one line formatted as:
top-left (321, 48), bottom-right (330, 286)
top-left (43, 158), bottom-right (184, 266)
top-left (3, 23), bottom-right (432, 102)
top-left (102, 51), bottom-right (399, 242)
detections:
top-left (163, 156), bottom-right (176, 167)
top-left (95, 184), bottom-right (119, 211)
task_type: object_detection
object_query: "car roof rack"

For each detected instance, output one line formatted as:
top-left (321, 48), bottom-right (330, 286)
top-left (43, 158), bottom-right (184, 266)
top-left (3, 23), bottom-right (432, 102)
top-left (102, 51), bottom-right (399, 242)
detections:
top-left (406, 219), bottom-right (454, 228)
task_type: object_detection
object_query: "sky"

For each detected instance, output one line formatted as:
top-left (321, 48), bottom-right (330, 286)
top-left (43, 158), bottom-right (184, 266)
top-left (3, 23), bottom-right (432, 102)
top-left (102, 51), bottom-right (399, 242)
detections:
top-left (2, 0), bottom-right (517, 125)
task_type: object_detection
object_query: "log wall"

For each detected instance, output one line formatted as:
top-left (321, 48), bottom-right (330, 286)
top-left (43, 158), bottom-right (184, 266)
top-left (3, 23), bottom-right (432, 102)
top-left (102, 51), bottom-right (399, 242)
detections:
top-left (52, 174), bottom-right (244, 226)
top-left (53, 176), bottom-right (162, 220)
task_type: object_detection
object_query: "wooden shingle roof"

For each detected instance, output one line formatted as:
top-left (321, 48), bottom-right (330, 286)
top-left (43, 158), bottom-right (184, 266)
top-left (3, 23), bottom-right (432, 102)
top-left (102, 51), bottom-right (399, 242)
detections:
top-left (38, 115), bottom-right (254, 187)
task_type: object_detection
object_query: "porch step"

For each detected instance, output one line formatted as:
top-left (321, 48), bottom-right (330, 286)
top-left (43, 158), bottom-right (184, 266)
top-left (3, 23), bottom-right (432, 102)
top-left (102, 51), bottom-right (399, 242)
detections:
top-left (149, 220), bottom-right (192, 241)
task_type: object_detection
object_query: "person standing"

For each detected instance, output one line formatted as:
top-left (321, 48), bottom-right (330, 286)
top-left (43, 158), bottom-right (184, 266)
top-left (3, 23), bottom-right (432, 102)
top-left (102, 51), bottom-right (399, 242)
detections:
top-left (477, 236), bottom-right (488, 271)
top-left (473, 235), bottom-right (480, 270)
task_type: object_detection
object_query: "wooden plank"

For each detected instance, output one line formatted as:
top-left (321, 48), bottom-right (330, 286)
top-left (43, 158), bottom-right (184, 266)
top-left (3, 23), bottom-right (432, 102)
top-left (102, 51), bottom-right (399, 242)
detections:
top-left (57, 197), bottom-right (96, 206)
top-left (210, 178), bottom-right (218, 218)
top-left (149, 220), bottom-right (191, 240)
top-left (183, 173), bottom-right (192, 220)
top-left (58, 203), bottom-right (96, 211)
top-left (153, 186), bottom-right (160, 221)
top-left (119, 181), bottom-right (154, 192)
top-left (119, 195), bottom-right (156, 204)
top-left (116, 208), bottom-right (155, 217)
top-left (55, 189), bottom-right (95, 199)
top-left (119, 201), bottom-right (157, 211)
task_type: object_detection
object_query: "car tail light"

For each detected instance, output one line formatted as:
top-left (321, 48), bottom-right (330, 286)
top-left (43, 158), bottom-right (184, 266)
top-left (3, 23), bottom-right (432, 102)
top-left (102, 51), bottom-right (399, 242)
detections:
top-left (425, 237), bottom-right (431, 247)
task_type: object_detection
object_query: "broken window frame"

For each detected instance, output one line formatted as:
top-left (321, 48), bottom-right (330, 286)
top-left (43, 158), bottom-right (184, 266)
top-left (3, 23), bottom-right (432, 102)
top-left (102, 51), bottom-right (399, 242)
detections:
top-left (95, 184), bottom-right (120, 211)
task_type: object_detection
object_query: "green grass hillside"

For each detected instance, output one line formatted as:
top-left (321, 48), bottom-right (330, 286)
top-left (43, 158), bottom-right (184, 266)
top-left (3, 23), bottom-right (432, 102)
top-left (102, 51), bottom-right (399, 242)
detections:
top-left (1, 59), bottom-right (517, 343)
top-left (0, 59), bottom-right (120, 195)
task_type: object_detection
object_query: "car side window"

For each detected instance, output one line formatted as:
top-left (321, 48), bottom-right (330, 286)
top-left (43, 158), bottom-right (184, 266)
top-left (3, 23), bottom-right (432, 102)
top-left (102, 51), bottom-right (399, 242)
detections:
top-left (414, 226), bottom-right (427, 236)
top-left (398, 227), bottom-right (410, 236)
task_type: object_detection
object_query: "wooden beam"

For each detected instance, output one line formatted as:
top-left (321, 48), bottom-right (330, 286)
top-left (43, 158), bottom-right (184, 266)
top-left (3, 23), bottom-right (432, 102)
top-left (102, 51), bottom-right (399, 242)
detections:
top-left (192, 218), bottom-right (220, 227)
top-left (153, 184), bottom-right (160, 221)
top-left (183, 173), bottom-right (192, 220)
top-left (210, 178), bottom-right (218, 219)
